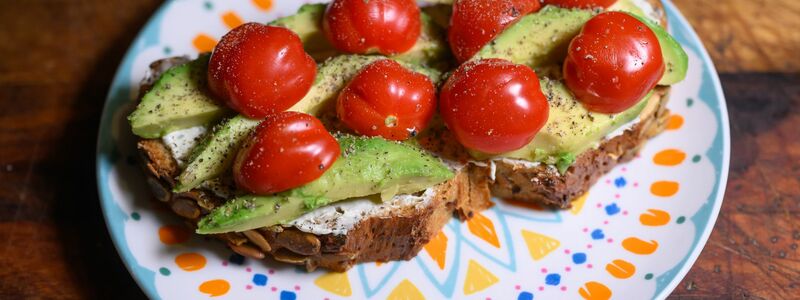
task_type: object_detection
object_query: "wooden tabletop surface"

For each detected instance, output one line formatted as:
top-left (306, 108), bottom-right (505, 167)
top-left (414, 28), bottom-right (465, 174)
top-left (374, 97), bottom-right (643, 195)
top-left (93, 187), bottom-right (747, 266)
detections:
top-left (0, 0), bottom-right (798, 299)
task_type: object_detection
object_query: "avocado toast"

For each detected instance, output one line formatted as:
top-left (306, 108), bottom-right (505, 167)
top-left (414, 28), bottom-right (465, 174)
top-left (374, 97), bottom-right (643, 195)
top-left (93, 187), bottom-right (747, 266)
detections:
top-left (129, 0), bottom-right (685, 272)
top-left (135, 53), bottom-right (492, 272)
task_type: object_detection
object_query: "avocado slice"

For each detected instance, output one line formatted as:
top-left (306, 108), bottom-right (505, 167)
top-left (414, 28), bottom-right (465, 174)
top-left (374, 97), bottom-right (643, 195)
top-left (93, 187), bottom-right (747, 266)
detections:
top-left (607, 0), bottom-right (687, 85)
top-left (174, 115), bottom-right (260, 192)
top-left (267, 4), bottom-right (337, 61)
top-left (196, 135), bottom-right (454, 234)
top-left (471, 6), bottom-right (594, 69)
top-left (175, 55), bottom-right (441, 192)
top-left (391, 12), bottom-right (451, 69)
top-left (473, 78), bottom-right (650, 165)
top-left (128, 55), bottom-right (230, 138)
top-left (269, 3), bottom-right (450, 68)
top-left (288, 55), bottom-right (442, 117)
top-left (628, 14), bottom-right (688, 85)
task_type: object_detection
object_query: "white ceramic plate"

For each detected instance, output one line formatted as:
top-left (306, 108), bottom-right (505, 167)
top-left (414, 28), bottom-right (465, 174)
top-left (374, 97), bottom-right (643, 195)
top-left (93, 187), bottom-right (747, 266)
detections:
top-left (97, 1), bottom-right (730, 299)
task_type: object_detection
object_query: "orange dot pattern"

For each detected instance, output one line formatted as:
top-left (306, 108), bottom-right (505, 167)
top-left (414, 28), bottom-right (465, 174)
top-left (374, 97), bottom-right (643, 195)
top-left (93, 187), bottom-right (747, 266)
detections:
top-left (653, 149), bottom-right (686, 166)
top-left (193, 34), bottom-right (217, 53)
top-left (622, 237), bottom-right (659, 255)
top-left (639, 209), bottom-right (671, 226)
top-left (651, 181), bottom-right (680, 197)
top-left (666, 114), bottom-right (684, 130)
top-left (605, 259), bottom-right (636, 279)
top-left (252, 0), bottom-right (273, 11)
top-left (198, 279), bottom-right (230, 297)
top-left (175, 252), bottom-right (207, 272)
top-left (579, 281), bottom-right (612, 300)
top-left (222, 11), bottom-right (244, 29)
top-left (158, 225), bottom-right (190, 245)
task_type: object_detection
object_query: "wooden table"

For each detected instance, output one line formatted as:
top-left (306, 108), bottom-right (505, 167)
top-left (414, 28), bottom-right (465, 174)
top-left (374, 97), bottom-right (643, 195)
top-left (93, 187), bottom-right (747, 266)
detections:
top-left (0, 0), bottom-right (797, 298)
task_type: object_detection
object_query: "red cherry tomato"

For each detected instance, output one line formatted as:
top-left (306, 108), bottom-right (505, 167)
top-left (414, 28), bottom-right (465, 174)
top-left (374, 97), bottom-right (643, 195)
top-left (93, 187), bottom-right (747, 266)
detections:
top-left (208, 23), bottom-right (316, 119)
top-left (439, 59), bottom-right (549, 154)
top-left (323, 0), bottom-right (421, 55)
top-left (563, 12), bottom-right (664, 114)
top-left (542, 0), bottom-right (617, 9)
top-left (449, 0), bottom-right (540, 63)
top-left (337, 60), bottom-right (436, 141)
top-left (234, 112), bottom-right (340, 195)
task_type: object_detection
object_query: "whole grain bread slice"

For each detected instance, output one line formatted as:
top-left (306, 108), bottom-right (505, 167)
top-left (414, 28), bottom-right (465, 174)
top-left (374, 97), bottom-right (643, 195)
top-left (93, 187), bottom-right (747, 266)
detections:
top-left (139, 137), bottom-right (490, 271)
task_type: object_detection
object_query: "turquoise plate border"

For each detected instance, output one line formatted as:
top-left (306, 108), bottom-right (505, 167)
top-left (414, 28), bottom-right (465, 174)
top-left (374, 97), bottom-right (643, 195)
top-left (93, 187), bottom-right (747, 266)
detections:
top-left (96, 1), bottom-right (730, 299)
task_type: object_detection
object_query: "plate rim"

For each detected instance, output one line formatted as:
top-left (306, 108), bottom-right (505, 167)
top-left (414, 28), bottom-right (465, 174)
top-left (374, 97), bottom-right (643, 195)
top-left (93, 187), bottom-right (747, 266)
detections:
top-left (95, 1), bottom-right (732, 299)
top-left (651, 1), bottom-right (730, 299)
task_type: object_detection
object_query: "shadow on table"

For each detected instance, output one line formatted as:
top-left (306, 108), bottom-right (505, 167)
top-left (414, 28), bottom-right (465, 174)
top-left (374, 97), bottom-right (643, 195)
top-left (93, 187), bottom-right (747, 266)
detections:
top-left (48, 2), bottom-right (164, 299)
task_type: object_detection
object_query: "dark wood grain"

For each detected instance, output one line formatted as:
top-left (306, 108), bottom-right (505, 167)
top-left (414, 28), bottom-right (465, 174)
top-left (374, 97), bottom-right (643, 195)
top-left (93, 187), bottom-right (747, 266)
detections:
top-left (672, 0), bottom-right (800, 73)
top-left (668, 73), bottom-right (800, 299)
top-left (0, 0), bottom-right (797, 299)
top-left (0, 1), bottom-right (160, 299)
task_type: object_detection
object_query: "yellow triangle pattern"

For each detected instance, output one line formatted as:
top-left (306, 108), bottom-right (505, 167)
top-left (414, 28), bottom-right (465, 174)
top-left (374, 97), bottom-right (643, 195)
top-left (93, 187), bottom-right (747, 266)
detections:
top-left (314, 272), bottom-right (352, 297)
top-left (521, 230), bottom-right (561, 261)
top-left (463, 260), bottom-right (499, 295)
top-left (570, 192), bottom-right (589, 215)
top-left (387, 279), bottom-right (425, 300)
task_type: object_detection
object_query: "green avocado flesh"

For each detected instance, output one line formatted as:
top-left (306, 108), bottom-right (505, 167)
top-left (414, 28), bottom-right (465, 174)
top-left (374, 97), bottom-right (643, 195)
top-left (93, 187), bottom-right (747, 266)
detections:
top-left (471, 6), bottom-right (594, 68)
top-left (196, 135), bottom-right (455, 234)
top-left (629, 14), bottom-right (688, 85)
top-left (267, 4), bottom-right (336, 61)
top-left (128, 55), bottom-right (229, 139)
top-left (608, 0), bottom-right (688, 85)
top-left (174, 115), bottom-right (259, 192)
top-left (269, 3), bottom-right (450, 68)
top-left (472, 78), bottom-right (650, 165)
top-left (289, 55), bottom-right (442, 117)
top-left (174, 55), bottom-right (440, 192)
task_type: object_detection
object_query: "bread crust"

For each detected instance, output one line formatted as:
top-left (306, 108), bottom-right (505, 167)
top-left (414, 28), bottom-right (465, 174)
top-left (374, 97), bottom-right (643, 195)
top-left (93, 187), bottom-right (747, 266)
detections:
top-left (490, 87), bottom-right (671, 208)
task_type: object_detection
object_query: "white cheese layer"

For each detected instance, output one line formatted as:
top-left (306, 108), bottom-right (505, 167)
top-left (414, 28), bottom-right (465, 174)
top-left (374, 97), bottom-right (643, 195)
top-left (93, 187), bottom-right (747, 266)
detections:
top-left (485, 158), bottom-right (543, 181)
top-left (161, 126), bottom-right (207, 166)
top-left (289, 188), bottom-right (437, 236)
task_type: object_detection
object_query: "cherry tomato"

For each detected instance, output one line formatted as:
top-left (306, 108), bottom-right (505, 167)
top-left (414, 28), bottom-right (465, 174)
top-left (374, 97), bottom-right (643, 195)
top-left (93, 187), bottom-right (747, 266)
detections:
top-left (208, 23), bottom-right (316, 119)
top-left (323, 0), bottom-right (421, 55)
top-left (563, 12), bottom-right (664, 114)
top-left (439, 59), bottom-right (549, 154)
top-left (449, 0), bottom-right (540, 63)
top-left (234, 112), bottom-right (340, 195)
top-left (336, 60), bottom-right (436, 141)
top-left (542, 0), bottom-right (617, 9)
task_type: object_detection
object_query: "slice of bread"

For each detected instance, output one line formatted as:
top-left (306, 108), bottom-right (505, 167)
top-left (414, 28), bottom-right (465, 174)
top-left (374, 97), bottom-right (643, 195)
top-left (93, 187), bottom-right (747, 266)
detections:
top-left (140, 137), bottom-right (490, 271)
